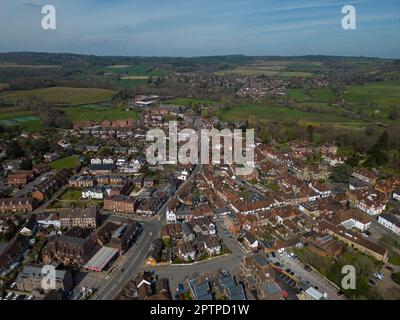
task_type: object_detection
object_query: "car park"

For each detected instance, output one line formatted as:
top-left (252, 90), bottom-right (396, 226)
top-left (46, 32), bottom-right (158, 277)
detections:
top-left (369, 279), bottom-right (377, 286)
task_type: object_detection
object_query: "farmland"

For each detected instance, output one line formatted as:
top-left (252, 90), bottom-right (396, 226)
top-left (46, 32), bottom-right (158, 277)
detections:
top-left (344, 81), bottom-right (400, 106)
top-left (215, 60), bottom-right (315, 77)
top-left (286, 88), bottom-right (335, 102)
top-left (99, 64), bottom-right (170, 77)
top-left (220, 104), bottom-right (366, 124)
top-left (62, 104), bottom-right (137, 123)
top-left (0, 87), bottom-right (116, 105)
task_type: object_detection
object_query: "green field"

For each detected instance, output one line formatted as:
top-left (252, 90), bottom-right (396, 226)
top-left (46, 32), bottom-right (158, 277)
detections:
top-left (63, 104), bottom-right (137, 123)
top-left (287, 88), bottom-right (335, 102)
top-left (215, 61), bottom-right (314, 78)
top-left (117, 79), bottom-right (147, 88)
top-left (0, 87), bottom-right (116, 105)
top-left (99, 64), bottom-right (170, 77)
top-left (344, 81), bottom-right (400, 106)
top-left (220, 104), bottom-right (366, 124)
top-left (286, 89), bottom-right (310, 102)
top-left (58, 189), bottom-right (82, 201)
top-left (168, 97), bottom-right (217, 106)
top-left (49, 156), bottom-right (80, 170)
top-left (0, 111), bottom-right (42, 132)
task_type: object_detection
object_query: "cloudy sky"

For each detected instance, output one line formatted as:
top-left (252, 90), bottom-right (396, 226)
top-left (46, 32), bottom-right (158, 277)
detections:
top-left (0, 0), bottom-right (399, 57)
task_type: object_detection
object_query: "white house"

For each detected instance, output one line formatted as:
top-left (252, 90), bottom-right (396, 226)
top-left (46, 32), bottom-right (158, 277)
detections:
top-left (178, 242), bottom-right (196, 262)
top-left (116, 158), bottom-right (128, 167)
top-left (308, 182), bottom-right (331, 198)
top-left (166, 208), bottom-right (177, 223)
top-left (82, 185), bottom-right (108, 199)
top-left (177, 170), bottom-right (189, 181)
top-left (37, 213), bottom-right (61, 228)
top-left (203, 236), bottom-right (221, 256)
top-left (393, 189), bottom-right (400, 201)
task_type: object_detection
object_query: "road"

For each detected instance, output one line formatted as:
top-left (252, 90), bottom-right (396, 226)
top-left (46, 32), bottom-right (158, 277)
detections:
top-left (11, 171), bottom-right (54, 198)
top-left (92, 221), bottom-right (159, 300)
top-left (92, 119), bottom-right (206, 299)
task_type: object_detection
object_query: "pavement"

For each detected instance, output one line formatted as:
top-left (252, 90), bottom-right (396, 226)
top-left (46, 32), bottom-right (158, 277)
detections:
top-left (269, 251), bottom-right (345, 300)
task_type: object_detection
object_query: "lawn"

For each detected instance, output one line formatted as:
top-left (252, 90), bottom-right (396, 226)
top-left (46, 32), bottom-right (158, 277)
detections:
top-left (220, 104), bottom-right (366, 124)
top-left (49, 156), bottom-right (80, 170)
top-left (0, 87), bottom-right (116, 105)
top-left (63, 104), bottom-right (137, 123)
top-left (388, 252), bottom-right (400, 266)
top-left (58, 189), bottom-right (82, 201)
top-left (344, 81), bottom-right (400, 106)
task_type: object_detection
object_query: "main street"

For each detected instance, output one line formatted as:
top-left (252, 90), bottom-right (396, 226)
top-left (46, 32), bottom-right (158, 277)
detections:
top-left (92, 220), bottom-right (159, 300)
top-left (93, 118), bottom-right (204, 299)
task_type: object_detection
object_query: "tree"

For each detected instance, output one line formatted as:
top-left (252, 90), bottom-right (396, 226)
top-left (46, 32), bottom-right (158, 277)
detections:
top-left (307, 125), bottom-right (314, 142)
top-left (329, 164), bottom-right (353, 183)
top-left (20, 158), bottom-right (33, 170)
top-left (6, 141), bottom-right (25, 159)
top-left (97, 147), bottom-right (113, 157)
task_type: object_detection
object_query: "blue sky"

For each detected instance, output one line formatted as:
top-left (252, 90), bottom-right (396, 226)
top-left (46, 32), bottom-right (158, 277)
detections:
top-left (0, 0), bottom-right (399, 57)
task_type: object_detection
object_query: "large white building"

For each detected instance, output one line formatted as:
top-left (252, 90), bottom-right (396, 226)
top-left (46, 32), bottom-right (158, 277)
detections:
top-left (378, 214), bottom-right (400, 236)
top-left (166, 208), bottom-right (177, 223)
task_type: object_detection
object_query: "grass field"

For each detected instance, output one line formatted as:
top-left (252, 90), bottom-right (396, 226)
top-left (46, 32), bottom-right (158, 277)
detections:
top-left (58, 189), bottom-right (82, 201)
top-left (0, 87), bottom-right (116, 105)
top-left (168, 97), bottom-right (217, 106)
top-left (287, 88), bottom-right (335, 102)
top-left (63, 104), bottom-right (137, 123)
top-left (344, 81), bottom-right (400, 106)
top-left (99, 64), bottom-right (170, 77)
top-left (286, 89), bottom-right (310, 101)
top-left (117, 79), bottom-right (147, 88)
top-left (220, 104), bottom-right (366, 124)
top-left (49, 156), bottom-right (80, 170)
top-left (215, 60), bottom-right (315, 78)
top-left (0, 111), bottom-right (42, 131)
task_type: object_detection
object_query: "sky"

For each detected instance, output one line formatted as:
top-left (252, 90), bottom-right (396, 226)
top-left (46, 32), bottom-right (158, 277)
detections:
top-left (0, 0), bottom-right (399, 58)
